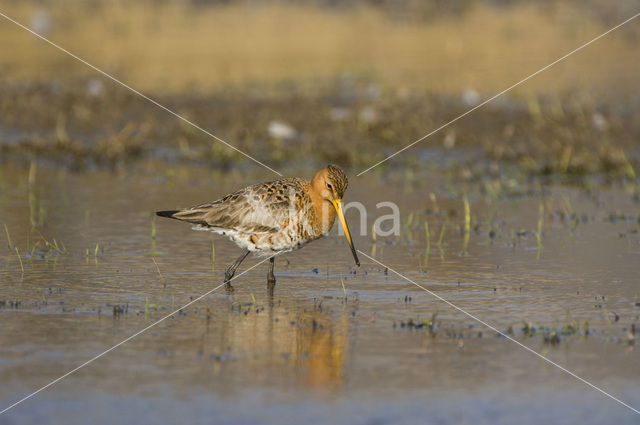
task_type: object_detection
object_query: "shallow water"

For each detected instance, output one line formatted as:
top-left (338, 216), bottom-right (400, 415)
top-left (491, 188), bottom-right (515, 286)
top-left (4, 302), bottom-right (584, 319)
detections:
top-left (0, 161), bottom-right (639, 424)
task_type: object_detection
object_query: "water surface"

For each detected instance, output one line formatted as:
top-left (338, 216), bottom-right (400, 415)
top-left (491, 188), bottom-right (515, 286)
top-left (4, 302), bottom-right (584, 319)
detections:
top-left (1, 162), bottom-right (639, 424)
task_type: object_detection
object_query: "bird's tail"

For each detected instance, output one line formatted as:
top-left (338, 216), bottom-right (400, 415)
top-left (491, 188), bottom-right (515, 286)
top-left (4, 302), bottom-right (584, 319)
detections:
top-left (156, 209), bottom-right (212, 227)
top-left (156, 210), bottom-right (180, 219)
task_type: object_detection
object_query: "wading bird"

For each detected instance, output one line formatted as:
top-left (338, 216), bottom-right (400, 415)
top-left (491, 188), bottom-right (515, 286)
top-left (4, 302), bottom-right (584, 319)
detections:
top-left (156, 164), bottom-right (360, 291)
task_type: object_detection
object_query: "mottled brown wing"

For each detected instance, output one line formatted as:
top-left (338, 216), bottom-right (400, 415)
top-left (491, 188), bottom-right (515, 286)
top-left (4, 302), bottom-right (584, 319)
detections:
top-left (171, 178), bottom-right (308, 234)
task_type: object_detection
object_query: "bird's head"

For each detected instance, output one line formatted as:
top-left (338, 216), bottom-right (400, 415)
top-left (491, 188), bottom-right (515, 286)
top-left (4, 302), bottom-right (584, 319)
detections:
top-left (311, 164), bottom-right (359, 267)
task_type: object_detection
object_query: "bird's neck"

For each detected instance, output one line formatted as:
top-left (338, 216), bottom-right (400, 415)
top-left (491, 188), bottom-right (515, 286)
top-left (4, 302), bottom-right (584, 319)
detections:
top-left (309, 192), bottom-right (336, 235)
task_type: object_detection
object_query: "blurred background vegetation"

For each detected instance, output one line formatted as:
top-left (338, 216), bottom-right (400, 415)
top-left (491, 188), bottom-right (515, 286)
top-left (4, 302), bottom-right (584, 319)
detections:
top-left (0, 0), bottom-right (638, 177)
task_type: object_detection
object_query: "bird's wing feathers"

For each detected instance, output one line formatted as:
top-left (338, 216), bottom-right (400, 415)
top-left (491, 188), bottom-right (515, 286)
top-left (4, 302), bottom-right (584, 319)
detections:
top-left (171, 178), bottom-right (309, 234)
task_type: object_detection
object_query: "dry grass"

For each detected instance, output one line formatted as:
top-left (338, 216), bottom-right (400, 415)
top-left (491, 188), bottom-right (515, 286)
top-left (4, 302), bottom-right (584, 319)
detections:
top-left (1, 76), bottom-right (638, 177)
top-left (0, 1), bottom-right (638, 96)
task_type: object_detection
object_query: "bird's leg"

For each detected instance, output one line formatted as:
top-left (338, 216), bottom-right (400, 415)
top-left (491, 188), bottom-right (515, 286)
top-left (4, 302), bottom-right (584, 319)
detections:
top-left (224, 249), bottom-right (250, 289)
top-left (267, 256), bottom-right (276, 291)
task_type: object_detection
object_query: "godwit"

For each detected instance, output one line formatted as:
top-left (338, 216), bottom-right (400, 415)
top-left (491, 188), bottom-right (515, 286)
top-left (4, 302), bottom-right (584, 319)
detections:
top-left (156, 164), bottom-right (360, 291)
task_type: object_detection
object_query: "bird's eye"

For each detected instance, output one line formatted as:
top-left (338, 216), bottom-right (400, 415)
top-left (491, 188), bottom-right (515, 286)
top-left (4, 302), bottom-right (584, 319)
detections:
top-left (326, 183), bottom-right (333, 190)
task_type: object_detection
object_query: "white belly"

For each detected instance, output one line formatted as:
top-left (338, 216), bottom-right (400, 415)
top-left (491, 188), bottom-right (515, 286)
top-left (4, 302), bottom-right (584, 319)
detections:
top-left (192, 225), bottom-right (324, 257)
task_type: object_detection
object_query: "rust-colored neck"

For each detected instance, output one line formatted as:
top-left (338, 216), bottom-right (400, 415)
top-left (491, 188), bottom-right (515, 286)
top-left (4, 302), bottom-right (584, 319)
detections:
top-left (308, 181), bottom-right (336, 235)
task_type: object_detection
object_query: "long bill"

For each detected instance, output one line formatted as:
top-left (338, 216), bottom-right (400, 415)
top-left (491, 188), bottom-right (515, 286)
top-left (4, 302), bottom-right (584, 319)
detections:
top-left (332, 199), bottom-right (360, 267)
